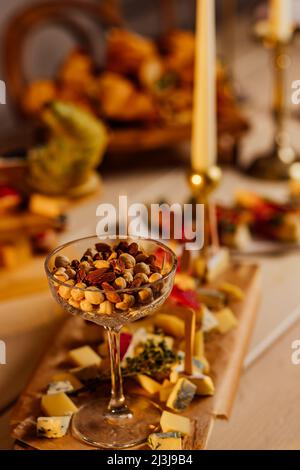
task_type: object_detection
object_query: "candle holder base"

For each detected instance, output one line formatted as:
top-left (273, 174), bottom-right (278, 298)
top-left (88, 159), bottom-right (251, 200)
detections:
top-left (247, 145), bottom-right (298, 181)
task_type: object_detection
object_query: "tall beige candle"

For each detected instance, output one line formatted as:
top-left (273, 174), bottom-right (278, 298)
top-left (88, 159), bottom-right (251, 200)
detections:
top-left (191, 0), bottom-right (217, 172)
top-left (270, 0), bottom-right (293, 42)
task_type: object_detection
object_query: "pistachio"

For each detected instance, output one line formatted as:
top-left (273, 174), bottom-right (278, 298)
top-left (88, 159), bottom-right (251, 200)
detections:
top-left (115, 294), bottom-right (135, 311)
top-left (54, 272), bottom-right (69, 283)
top-left (119, 253), bottom-right (136, 269)
top-left (149, 273), bottom-right (163, 283)
top-left (94, 260), bottom-right (110, 269)
top-left (80, 299), bottom-right (93, 312)
top-left (55, 255), bottom-right (70, 268)
top-left (138, 287), bottom-right (153, 304)
top-left (134, 262), bottom-right (150, 276)
top-left (68, 298), bottom-right (80, 309)
top-left (80, 261), bottom-right (93, 272)
top-left (98, 300), bottom-right (113, 315)
top-left (58, 280), bottom-right (75, 299)
top-left (114, 277), bottom-right (127, 289)
top-left (71, 283), bottom-right (86, 301)
top-left (84, 248), bottom-right (98, 258)
top-left (108, 251), bottom-right (117, 261)
top-left (85, 287), bottom-right (105, 305)
top-left (65, 267), bottom-right (76, 279)
top-left (123, 270), bottom-right (134, 284)
top-left (133, 273), bottom-right (149, 284)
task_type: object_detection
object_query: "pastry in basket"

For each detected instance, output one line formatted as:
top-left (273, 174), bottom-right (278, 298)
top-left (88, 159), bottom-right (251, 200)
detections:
top-left (57, 49), bottom-right (95, 93)
top-left (93, 72), bottom-right (157, 122)
top-left (106, 28), bottom-right (158, 76)
top-left (22, 80), bottom-right (57, 115)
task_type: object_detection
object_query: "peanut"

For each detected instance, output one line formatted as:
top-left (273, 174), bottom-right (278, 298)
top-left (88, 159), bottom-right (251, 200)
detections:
top-left (98, 300), bottom-right (113, 315)
top-left (80, 299), bottom-right (93, 312)
top-left (71, 283), bottom-right (86, 301)
top-left (85, 287), bottom-right (105, 305)
top-left (94, 260), bottom-right (110, 269)
top-left (58, 280), bottom-right (75, 299)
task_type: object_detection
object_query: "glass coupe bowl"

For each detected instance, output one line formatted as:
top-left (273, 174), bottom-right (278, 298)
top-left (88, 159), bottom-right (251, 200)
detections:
top-left (45, 235), bottom-right (177, 449)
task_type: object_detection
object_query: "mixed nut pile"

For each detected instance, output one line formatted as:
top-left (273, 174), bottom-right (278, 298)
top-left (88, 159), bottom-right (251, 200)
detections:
top-left (52, 241), bottom-right (165, 315)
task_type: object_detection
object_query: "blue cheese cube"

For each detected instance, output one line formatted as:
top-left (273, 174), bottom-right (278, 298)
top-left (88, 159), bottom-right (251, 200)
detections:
top-left (37, 416), bottom-right (71, 438)
top-left (148, 432), bottom-right (182, 450)
top-left (166, 377), bottom-right (196, 412)
top-left (47, 380), bottom-right (74, 395)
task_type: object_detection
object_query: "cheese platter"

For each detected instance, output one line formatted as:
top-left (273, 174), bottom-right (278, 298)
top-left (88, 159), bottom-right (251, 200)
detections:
top-left (10, 262), bottom-right (261, 450)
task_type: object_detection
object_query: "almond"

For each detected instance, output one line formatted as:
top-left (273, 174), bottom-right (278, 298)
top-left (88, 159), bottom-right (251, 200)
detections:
top-left (102, 282), bottom-right (121, 303)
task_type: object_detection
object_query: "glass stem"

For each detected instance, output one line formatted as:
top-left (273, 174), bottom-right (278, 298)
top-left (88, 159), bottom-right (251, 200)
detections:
top-left (106, 328), bottom-right (131, 419)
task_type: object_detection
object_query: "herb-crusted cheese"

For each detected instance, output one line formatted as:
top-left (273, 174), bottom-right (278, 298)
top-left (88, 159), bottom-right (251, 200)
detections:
top-left (37, 416), bottom-right (71, 438)
top-left (148, 432), bottom-right (182, 450)
top-left (166, 378), bottom-right (196, 412)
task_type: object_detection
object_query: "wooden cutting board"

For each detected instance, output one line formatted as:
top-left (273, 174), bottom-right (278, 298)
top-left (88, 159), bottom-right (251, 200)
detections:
top-left (10, 263), bottom-right (261, 450)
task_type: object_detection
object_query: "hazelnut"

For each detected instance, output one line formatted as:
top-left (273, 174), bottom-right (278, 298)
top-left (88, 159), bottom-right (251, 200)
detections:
top-left (84, 248), bottom-right (98, 258)
top-left (94, 260), bottom-right (110, 269)
top-left (119, 253), bottom-right (136, 269)
top-left (68, 298), bottom-right (80, 309)
top-left (123, 269), bottom-right (134, 284)
top-left (98, 300), bottom-right (113, 315)
top-left (114, 277), bottom-right (127, 289)
top-left (55, 255), bottom-right (70, 268)
top-left (149, 273), bottom-right (163, 283)
top-left (138, 288), bottom-right (153, 304)
top-left (58, 280), bottom-right (75, 299)
top-left (80, 299), bottom-right (93, 312)
top-left (133, 273), bottom-right (149, 284)
top-left (134, 262), bottom-right (150, 276)
top-left (71, 283), bottom-right (86, 301)
top-left (135, 253), bottom-right (147, 263)
top-left (85, 287), bottom-right (105, 305)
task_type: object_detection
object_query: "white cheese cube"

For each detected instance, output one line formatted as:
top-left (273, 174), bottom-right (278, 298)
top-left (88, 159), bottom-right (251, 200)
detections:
top-left (47, 380), bottom-right (74, 395)
top-left (37, 416), bottom-right (71, 438)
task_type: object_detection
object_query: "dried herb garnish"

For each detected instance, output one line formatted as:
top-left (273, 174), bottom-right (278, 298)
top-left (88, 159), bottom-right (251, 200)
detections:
top-left (121, 339), bottom-right (178, 377)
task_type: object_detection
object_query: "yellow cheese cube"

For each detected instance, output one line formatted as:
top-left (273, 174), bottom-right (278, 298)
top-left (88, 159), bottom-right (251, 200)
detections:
top-left (41, 393), bottom-right (78, 416)
top-left (214, 308), bottom-right (238, 334)
top-left (153, 314), bottom-right (185, 339)
top-left (136, 374), bottom-right (161, 395)
top-left (159, 383), bottom-right (174, 403)
top-left (148, 432), bottom-right (182, 450)
top-left (188, 374), bottom-right (215, 396)
top-left (174, 273), bottom-right (196, 291)
top-left (194, 330), bottom-right (204, 358)
top-left (218, 282), bottom-right (244, 301)
top-left (160, 411), bottom-right (191, 436)
top-left (29, 194), bottom-right (67, 218)
top-left (51, 372), bottom-right (82, 391)
top-left (67, 346), bottom-right (102, 368)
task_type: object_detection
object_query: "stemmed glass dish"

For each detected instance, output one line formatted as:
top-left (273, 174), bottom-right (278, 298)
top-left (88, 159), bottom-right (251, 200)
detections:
top-left (45, 235), bottom-right (177, 449)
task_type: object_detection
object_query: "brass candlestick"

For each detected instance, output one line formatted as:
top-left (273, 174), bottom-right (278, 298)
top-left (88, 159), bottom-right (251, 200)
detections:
top-left (248, 39), bottom-right (297, 180)
top-left (187, 165), bottom-right (222, 248)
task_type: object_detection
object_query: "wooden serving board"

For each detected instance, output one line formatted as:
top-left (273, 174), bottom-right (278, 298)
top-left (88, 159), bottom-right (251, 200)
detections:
top-left (10, 263), bottom-right (261, 450)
